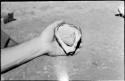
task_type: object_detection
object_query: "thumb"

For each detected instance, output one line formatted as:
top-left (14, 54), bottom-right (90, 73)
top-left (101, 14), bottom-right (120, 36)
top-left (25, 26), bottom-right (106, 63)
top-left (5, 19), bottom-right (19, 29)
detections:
top-left (40, 20), bottom-right (65, 42)
top-left (46, 20), bottom-right (65, 32)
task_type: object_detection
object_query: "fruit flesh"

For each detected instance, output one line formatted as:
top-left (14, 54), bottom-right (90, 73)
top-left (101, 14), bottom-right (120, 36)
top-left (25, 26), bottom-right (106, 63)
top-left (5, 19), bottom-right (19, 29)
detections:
top-left (57, 24), bottom-right (76, 46)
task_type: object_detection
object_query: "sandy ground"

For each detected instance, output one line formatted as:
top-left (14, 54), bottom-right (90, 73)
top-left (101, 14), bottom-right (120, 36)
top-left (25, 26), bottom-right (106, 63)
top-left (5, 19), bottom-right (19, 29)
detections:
top-left (1, 1), bottom-right (124, 80)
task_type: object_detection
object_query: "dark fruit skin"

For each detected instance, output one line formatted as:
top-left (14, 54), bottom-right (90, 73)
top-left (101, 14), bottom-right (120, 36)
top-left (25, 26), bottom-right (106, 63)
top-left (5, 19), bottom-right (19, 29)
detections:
top-left (66, 38), bottom-right (82, 56)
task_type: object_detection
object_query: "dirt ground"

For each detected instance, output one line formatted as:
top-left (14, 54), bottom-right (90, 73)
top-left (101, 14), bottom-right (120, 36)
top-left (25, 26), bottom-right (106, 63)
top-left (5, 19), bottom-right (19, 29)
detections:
top-left (1, 1), bottom-right (124, 80)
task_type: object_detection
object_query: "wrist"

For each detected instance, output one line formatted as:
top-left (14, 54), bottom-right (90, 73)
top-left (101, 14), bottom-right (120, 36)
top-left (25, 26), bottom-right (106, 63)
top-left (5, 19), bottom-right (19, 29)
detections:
top-left (25, 36), bottom-right (49, 58)
top-left (36, 36), bottom-right (49, 56)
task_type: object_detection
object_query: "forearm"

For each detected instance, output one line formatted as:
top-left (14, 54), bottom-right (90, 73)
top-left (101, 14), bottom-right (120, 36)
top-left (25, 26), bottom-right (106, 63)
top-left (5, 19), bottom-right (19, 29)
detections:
top-left (1, 36), bottom-right (47, 72)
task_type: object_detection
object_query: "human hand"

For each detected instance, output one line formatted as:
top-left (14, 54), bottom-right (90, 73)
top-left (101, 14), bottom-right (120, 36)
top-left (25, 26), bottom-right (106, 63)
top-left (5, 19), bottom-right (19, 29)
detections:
top-left (39, 20), bottom-right (65, 56)
top-left (39, 20), bottom-right (82, 56)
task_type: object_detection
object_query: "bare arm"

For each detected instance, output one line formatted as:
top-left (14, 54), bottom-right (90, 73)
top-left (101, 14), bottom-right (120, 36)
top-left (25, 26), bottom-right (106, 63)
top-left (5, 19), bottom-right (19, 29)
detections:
top-left (1, 36), bottom-right (48, 72)
top-left (1, 20), bottom-right (82, 73)
top-left (1, 20), bottom-right (65, 73)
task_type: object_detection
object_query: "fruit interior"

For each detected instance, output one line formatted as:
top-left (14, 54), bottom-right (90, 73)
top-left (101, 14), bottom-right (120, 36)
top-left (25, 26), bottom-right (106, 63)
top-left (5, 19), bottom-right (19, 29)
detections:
top-left (57, 24), bottom-right (76, 46)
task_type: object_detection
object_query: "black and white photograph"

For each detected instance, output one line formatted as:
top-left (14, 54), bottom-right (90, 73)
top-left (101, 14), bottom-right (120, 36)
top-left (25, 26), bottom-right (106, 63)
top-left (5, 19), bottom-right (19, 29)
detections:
top-left (1, 1), bottom-right (124, 80)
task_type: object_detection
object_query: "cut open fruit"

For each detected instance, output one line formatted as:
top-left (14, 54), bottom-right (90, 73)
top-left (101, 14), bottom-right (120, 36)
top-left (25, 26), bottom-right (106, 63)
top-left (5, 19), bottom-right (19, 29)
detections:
top-left (55, 23), bottom-right (82, 56)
